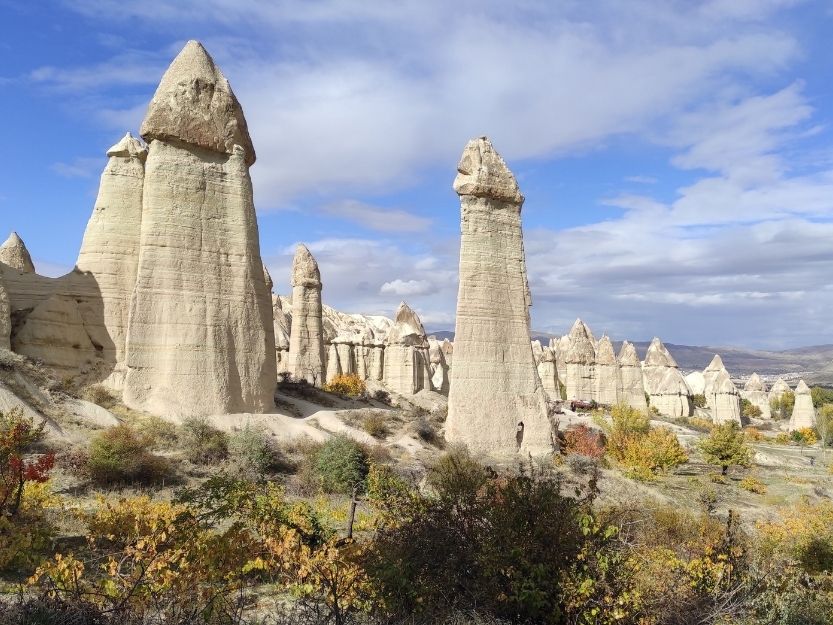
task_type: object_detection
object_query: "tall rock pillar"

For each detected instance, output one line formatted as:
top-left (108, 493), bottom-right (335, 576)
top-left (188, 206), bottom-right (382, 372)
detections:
top-left (445, 137), bottom-right (552, 455)
top-left (73, 133), bottom-right (147, 390)
top-left (124, 41), bottom-right (276, 418)
top-left (383, 301), bottom-right (430, 395)
top-left (288, 244), bottom-right (326, 385)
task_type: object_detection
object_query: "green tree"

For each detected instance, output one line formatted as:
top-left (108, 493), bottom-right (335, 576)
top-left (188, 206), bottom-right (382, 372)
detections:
top-left (741, 398), bottom-right (762, 418)
top-left (770, 390), bottom-right (795, 420)
top-left (699, 422), bottom-right (752, 476)
top-left (810, 386), bottom-right (833, 408)
top-left (692, 394), bottom-right (707, 409)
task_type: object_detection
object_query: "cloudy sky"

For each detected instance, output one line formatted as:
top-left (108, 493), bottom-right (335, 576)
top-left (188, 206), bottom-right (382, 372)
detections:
top-left (2, 0), bottom-right (833, 349)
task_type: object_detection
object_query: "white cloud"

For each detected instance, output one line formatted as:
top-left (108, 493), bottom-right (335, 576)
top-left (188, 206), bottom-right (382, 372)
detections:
top-left (380, 279), bottom-right (434, 296)
top-left (320, 200), bottom-right (431, 232)
top-left (50, 157), bottom-right (103, 179)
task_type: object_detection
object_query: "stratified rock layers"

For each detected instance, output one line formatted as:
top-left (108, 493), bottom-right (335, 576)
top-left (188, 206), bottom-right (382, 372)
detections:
top-left (288, 245), bottom-right (325, 385)
top-left (0, 276), bottom-right (9, 350)
top-left (73, 133), bottom-right (147, 390)
top-left (595, 335), bottom-right (619, 406)
top-left (617, 341), bottom-right (647, 410)
top-left (564, 319), bottom-right (595, 402)
top-left (124, 41), bottom-right (275, 418)
top-left (789, 380), bottom-right (816, 431)
top-left (445, 137), bottom-right (552, 454)
top-left (383, 301), bottom-right (430, 395)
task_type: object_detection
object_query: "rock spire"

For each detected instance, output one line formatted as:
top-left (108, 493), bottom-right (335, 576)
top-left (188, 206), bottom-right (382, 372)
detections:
top-left (288, 244), bottom-right (325, 385)
top-left (383, 301), bottom-right (431, 395)
top-left (642, 337), bottom-right (693, 417)
top-left (789, 380), bottom-right (816, 431)
top-left (445, 137), bottom-right (552, 454)
top-left (124, 40), bottom-right (276, 418)
top-left (0, 232), bottom-right (35, 273)
top-left (741, 373), bottom-right (771, 419)
top-left (617, 341), bottom-right (647, 410)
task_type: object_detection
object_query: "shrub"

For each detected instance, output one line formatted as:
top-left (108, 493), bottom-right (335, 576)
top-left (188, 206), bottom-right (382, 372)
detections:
top-left (775, 432), bottom-right (791, 445)
top-left (771, 390), bottom-right (795, 419)
top-left (606, 404), bottom-right (650, 460)
top-left (373, 389), bottom-right (391, 404)
top-left (699, 422), bottom-right (752, 475)
top-left (811, 386), bottom-right (833, 408)
top-left (741, 398), bottom-right (762, 418)
top-left (136, 415), bottom-right (179, 451)
top-left (744, 427), bottom-right (763, 442)
top-left (740, 476), bottom-right (767, 494)
top-left (413, 417), bottom-right (442, 447)
top-left (87, 425), bottom-right (170, 485)
top-left (81, 385), bottom-right (117, 408)
top-left (362, 411), bottom-right (391, 439)
top-left (324, 373), bottom-right (367, 398)
top-left (794, 427), bottom-right (819, 445)
top-left (619, 427), bottom-right (688, 478)
top-left (314, 434), bottom-right (369, 494)
top-left (562, 424), bottom-right (606, 458)
top-left (692, 393), bottom-right (707, 408)
top-left (180, 417), bottom-right (229, 464)
top-left (228, 425), bottom-right (284, 479)
top-left (818, 404), bottom-right (833, 447)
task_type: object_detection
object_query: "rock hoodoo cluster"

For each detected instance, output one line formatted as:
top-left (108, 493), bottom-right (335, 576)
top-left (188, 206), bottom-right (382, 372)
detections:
top-left (445, 137), bottom-right (553, 455)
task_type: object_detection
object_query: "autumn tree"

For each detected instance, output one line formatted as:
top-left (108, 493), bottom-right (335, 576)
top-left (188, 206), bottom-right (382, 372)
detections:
top-left (699, 422), bottom-right (752, 475)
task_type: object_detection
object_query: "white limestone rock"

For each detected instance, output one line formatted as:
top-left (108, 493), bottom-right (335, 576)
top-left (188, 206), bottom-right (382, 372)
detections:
top-left (428, 336), bottom-right (450, 395)
top-left (741, 373), bottom-right (771, 419)
top-left (273, 294), bottom-right (291, 374)
top-left (768, 378), bottom-right (791, 403)
top-left (288, 244), bottom-right (326, 386)
top-left (445, 137), bottom-right (552, 455)
top-left (72, 132), bottom-right (147, 391)
top-left (383, 301), bottom-right (431, 395)
top-left (617, 341), bottom-right (647, 410)
top-left (789, 380), bottom-right (816, 431)
top-left (12, 294), bottom-right (98, 372)
top-left (564, 319), bottom-right (595, 402)
top-left (0, 232), bottom-right (35, 273)
top-left (595, 335), bottom-right (619, 406)
top-left (642, 337), bottom-right (692, 417)
top-left (140, 40), bottom-right (256, 166)
top-left (702, 355), bottom-right (726, 408)
top-left (709, 368), bottom-right (742, 425)
top-left (685, 371), bottom-right (706, 396)
top-left (0, 275), bottom-right (9, 350)
top-left (537, 347), bottom-right (560, 402)
top-left (124, 41), bottom-right (276, 418)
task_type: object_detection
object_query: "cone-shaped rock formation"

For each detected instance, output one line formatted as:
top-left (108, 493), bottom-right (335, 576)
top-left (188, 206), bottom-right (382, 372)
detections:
top-left (383, 301), bottom-right (430, 395)
top-left (617, 341), bottom-right (647, 410)
top-left (445, 137), bottom-right (552, 454)
top-left (0, 232), bottom-right (35, 273)
top-left (124, 41), bottom-right (276, 418)
top-left (642, 338), bottom-right (692, 417)
top-left (741, 373), bottom-right (771, 419)
top-left (288, 244), bottom-right (325, 386)
top-left (789, 380), bottom-right (816, 431)
top-left (595, 335), bottom-right (619, 406)
top-left (564, 319), bottom-right (595, 402)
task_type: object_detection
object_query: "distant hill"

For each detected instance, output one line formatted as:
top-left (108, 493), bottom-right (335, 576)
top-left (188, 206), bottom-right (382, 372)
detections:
top-left (426, 329), bottom-right (833, 382)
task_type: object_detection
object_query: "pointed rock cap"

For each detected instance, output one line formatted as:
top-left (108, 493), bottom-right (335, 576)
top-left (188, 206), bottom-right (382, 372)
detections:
top-left (744, 373), bottom-right (765, 392)
top-left (141, 40), bottom-right (256, 165)
top-left (656, 368), bottom-right (690, 394)
top-left (540, 346), bottom-right (556, 363)
top-left (453, 136), bottom-right (523, 203)
top-left (712, 368), bottom-right (738, 394)
top-left (617, 340), bottom-right (641, 366)
top-left (386, 301), bottom-right (427, 346)
top-left (596, 335), bottom-right (616, 365)
top-left (291, 244), bottom-right (321, 289)
top-left (769, 378), bottom-right (790, 396)
top-left (644, 337), bottom-right (678, 368)
top-left (262, 263), bottom-right (274, 293)
top-left (795, 379), bottom-right (811, 395)
top-left (0, 232), bottom-right (35, 273)
top-left (705, 354), bottom-right (726, 372)
top-left (106, 132), bottom-right (148, 160)
top-left (441, 339), bottom-right (454, 355)
top-left (566, 318), bottom-right (595, 364)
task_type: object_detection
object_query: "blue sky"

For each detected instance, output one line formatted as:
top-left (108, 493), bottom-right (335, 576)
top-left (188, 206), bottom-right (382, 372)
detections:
top-left (2, 0), bottom-right (833, 349)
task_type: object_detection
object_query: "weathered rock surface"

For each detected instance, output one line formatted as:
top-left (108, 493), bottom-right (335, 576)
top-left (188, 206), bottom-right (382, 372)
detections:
top-left (768, 378), bottom-right (791, 402)
top-left (709, 368), bottom-right (742, 424)
top-left (702, 355), bottom-right (726, 409)
top-left (124, 41), bottom-right (276, 418)
top-left (595, 335), bottom-right (619, 406)
top-left (741, 373), bottom-right (771, 419)
top-left (617, 340), bottom-right (647, 410)
top-left (445, 137), bottom-right (552, 454)
top-left (789, 379), bottom-right (816, 431)
top-left (564, 319), bottom-right (595, 402)
top-left (685, 371), bottom-right (706, 396)
top-left (288, 244), bottom-right (325, 385)
top-left (140, 40), bottom-right (256, 166)
top-left (273, 295), bottom-right (291, 374)
top-left (537, 347), bottom-right (560, 402)
top-left (72, 133), bottom-right (147, 390)
top-left (428, 336), bottom-right (450, 395)
top-left (12, 294), bottom-right (98, 372)
top-left (642, 337), bottom-right (693, 417)
top-left (0, 276), bottom-right (9, 350)
top-left (0, 232), bottom-right (35, 273)
top-left (383, 301), bottom-right (430, 395)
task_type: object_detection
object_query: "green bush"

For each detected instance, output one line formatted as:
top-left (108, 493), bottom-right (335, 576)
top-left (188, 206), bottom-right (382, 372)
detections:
top-left (692, 393), bottom-right (707, 408)
top-left (741, 398), bottom-right (763, 418)
top-left (324, 373), bottom-right (367, 397)
top-left (228, 426), bottom-right (285, 478)
top-left (136, 415), bottom-right (179, 451)
top-left (180, 418), bottom-right (229, 464)
top-left (87, 425), bottom-right (170, 485)
top-left (314, 434), bottom-right (369, 494)
top-left (699, 422), bottom-right (752, 475)
top-left (362, 411), bottom-right (391, 439)
top-left (771, 390), bottom-right (795, 420)
top-left (80, 385), bottom-right (117, 409)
